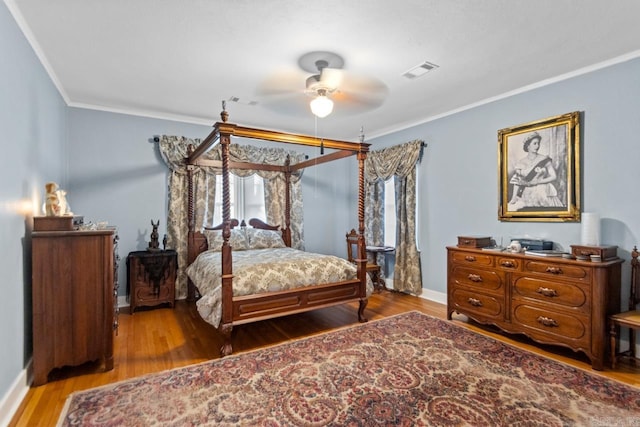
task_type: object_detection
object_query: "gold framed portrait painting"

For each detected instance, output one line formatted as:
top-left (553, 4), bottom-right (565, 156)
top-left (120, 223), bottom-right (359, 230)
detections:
top-left (498, 111), bottom-right (581, 222)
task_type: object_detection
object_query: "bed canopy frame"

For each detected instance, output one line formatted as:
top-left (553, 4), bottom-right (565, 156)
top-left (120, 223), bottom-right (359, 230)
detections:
top-left (185, 106), bottom-right (371, 355)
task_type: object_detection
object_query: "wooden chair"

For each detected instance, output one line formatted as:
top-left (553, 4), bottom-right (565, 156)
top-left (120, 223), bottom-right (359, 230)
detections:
top-left (346, 229), bottom-right (383, 291)
top-left (609, 246), bottom-right (640, 368)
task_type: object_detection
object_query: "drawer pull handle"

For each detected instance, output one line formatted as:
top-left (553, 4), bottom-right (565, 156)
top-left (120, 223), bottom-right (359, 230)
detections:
top-left (467, 273), bottom-right (483, 282)
top-left (536, 287), bottom-right (558, 297)
top-left (545, 267), bottom-right (562, 275)
top-left (467, 297), bottom-right (483, 307)
top-left (537, 316), bottom-right (558, 327)
top-left (500, 261), bottom-right (515, 268)
top-left (465, 256), bottom-right (476, 262)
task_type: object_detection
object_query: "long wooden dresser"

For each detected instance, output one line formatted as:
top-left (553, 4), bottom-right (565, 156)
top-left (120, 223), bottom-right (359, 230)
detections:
top-left (447, 246), bottom-right (622, 370)
top-left (32, 228), bottom-right (118, 385)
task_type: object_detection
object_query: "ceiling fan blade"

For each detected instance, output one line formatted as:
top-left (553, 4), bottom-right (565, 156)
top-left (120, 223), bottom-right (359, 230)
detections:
top-left (255, 69), bottom-right (307, 96)
top-left (338, 72), bottom-right (388, 98)
top-left (331, 89), bottom-right (387, 115)
top-left (319, 68), bottom-right (343, 90)
top-left (258, 92), bottom-right (313, 117)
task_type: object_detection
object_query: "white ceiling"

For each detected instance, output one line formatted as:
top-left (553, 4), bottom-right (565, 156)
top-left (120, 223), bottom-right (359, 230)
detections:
top-left (7, 0), bottom-right (640, 141)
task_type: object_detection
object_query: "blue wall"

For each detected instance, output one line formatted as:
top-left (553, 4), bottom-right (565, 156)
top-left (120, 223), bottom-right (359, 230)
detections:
top-left (0, 0), bottom-right (67, 417)
top-left (66, 108), bottom-right (210, 292)
top-left (3, 0), bottom-right (640, 418)
top-left (369, 57), bottom-right (640, 299)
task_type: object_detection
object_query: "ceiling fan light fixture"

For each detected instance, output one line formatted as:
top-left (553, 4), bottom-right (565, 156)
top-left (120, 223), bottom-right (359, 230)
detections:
top-left (310, 90), bottom-right (333, 118)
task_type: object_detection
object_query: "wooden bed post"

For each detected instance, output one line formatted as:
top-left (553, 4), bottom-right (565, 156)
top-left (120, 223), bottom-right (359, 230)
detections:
top-left (283, 155), bottom-right (292, 247)
top-left (186, 145), bottom-right (197, 302)
top-left (357, 151), bottom-right (368, 322)
top-left (219, 119), bottom-right (235, 356)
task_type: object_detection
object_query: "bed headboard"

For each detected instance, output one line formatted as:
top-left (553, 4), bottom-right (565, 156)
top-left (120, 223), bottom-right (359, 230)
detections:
top-left (187, 218), bottom-right (289, 264)
top-left (187, 219), bottom-right (239, 266)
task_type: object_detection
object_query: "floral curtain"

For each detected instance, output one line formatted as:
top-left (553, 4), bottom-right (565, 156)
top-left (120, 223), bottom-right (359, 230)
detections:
top-left (158, 136), bottom-right (306, 298)
top-left (364, 139), bottom-right (423, 294)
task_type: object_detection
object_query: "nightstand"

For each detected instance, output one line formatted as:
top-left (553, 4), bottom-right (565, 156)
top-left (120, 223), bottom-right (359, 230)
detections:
top-left (127, 250), bottom-right (177, 314)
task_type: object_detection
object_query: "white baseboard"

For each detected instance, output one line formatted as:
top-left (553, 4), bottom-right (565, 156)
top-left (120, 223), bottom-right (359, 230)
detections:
top-left (418, 288), bottom-right (447, 305)
top-left (117, 295), bottom-right (129, 309)
top-left (0, 360), bottom-right (31, 427)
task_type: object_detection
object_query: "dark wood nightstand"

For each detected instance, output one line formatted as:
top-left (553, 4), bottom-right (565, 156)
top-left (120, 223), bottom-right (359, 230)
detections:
top-left (127, 250), bottom-right (177, 314)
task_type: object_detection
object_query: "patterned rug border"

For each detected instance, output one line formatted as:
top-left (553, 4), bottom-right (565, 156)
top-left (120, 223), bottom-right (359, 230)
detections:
top-left (58, 310), bottom-right (640, 426)
top-left (59, 311), bottom-right (422, 408)
top-left (452, 319), bottom-right (640, 390)
top-left (61, 310), bottom-right (640, 399)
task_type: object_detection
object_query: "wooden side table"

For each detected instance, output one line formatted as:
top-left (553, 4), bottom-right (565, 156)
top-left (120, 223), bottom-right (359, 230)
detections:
top-left (127, 250), bottom-right (177, 314)
top-left (366, 245), bottom-right (395, 291)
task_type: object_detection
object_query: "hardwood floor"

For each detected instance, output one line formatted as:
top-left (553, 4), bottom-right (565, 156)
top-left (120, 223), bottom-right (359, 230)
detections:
top-left (9, 291), bottom-right (640, 426)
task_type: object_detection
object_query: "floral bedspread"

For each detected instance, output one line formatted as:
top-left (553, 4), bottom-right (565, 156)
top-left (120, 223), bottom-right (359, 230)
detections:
top-left (186, 247), bottom-right (373, 327)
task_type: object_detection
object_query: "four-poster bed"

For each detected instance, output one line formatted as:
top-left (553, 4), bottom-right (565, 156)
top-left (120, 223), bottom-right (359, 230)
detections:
top-left (185, 109), bottom-right (372, 356)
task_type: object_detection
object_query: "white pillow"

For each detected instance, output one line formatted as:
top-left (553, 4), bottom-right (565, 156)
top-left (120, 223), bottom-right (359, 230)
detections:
top-left (203, 229), bottom-right (249, 251)
top-left (246, 228), bottom-right (286, 249)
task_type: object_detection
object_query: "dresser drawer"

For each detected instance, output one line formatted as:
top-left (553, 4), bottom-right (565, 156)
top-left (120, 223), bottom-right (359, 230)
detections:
top-left (450, 265), bottom-right (505, 294)
top-left (523, 260), bottom-right (591, 283)
top-left (450, 288), bottom-right (504, 321)
top-left (133, 283), bottom-right (173, 303)
top-left (512, 303), bottom-right (589, 347)
top-left (495, 256), bottom-right (521, 271)
top-left (450, 251), bottom-right (494, 267)
top-left (512, 275), bottom-right (589, 312)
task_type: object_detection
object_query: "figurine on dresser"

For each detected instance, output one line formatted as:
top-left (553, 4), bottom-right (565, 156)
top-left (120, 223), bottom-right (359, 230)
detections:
top-left (148, 219), bottom-right (161, 252)
top-left (44, 181), bottom-right (72, 216)
top-left (507, 240), bottom-right (522, 253)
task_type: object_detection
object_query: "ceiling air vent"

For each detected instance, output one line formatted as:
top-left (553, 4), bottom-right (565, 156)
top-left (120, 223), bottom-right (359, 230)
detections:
top-left (402, 61), bottom-right (439, 79)
top-left (228, 96), bottom-right (258, 106)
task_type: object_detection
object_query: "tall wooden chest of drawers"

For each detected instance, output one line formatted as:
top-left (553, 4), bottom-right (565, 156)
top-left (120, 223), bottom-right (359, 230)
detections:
top-left (32, 229), bottom-right (117, 386)
top-left (447, 246), bottom-right (622, 370)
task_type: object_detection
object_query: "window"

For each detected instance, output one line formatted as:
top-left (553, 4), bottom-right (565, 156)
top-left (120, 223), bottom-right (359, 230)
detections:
top-left (212, 174), bottom-right (265, 225)
top-left (383, 168), bottom-right (420, 250)
top-left (384, 178), bottom-right (396, 247)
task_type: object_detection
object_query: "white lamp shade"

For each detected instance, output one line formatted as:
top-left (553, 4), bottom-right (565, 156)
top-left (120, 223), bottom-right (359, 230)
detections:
top-left (310, 95), bottom-right (333, 118)
top-left (581, 212), bottom-right (601, 246)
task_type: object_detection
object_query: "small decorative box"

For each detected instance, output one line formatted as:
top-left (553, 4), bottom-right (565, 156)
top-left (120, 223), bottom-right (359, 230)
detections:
top-left (457, 236), bottom-right (492, 248)
top-left (33, 215), bottom-right (74, 231)
top-left (570, 244), bottom-right (618, 260)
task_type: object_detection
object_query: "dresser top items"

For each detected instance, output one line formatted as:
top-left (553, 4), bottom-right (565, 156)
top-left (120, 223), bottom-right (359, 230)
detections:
top-left (456, 234), bottom-right (619, 263)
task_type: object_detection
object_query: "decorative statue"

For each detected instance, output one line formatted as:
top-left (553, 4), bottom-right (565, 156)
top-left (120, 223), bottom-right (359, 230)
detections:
top-left (148, 220), bottom-right (161, 251)
top-left (44, 182), bottom-right (72, 216)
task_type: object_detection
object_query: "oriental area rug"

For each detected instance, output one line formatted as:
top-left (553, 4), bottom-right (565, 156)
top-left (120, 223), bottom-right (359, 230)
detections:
top-left (58, 311), bottom-right (640, 426)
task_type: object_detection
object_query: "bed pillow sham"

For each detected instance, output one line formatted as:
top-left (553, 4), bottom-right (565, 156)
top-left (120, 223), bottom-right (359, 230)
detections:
top-left (204, 228), bottom-right (250, 251)
top-left (246, 228), bottom-right (286, 249)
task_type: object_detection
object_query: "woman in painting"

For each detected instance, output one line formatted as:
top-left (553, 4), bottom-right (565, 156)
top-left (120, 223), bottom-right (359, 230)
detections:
top-left (508, 132), bottom-right (563, 211)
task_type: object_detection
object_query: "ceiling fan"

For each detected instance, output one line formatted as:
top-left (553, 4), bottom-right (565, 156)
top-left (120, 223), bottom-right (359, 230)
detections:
top-left (256, 51), bottom-right (388, 118)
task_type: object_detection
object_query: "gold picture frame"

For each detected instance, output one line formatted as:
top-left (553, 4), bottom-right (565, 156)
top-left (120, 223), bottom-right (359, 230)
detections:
top-left (498, 111), bottom-right (580, 222)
